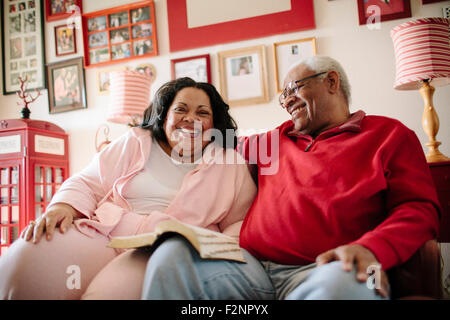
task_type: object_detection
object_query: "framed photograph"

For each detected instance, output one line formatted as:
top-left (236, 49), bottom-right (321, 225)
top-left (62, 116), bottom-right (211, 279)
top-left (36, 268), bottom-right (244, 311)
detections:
top-left (97, 66), bottom-right (127, 95)
top-left (166, 0), bottom-right (315, 52)
top-left (82, 0), bottom-right (158, 68)
top-left (54, 24), bottom-right (76, 56)
top-left (444, 6), bottom-right (450, 19)
top-left (358, 0), bottom-right (411, 25)
top-left (46, 57), bottom-right (86, 113)
top-left (218, 45), bottom-right (269, 107)
top-left (1, 0), bottom-right (46, 95)
top-left (45, 0), bottom-right (82, 22)
top-left (273, 38), bottom-right (317, 93)
top-left (135, 63), bottom-right (156, 83)
top-left (171, 54), bottom-right (211, 83)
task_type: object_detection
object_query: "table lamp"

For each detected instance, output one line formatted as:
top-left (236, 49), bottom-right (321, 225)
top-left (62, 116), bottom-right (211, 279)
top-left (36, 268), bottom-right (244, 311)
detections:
top-left (391, 17), bottom-right (450, 162)
top-left (107, 69), bottom-right (152, 125)
top-left (96, 70), bottom-right (152, 152)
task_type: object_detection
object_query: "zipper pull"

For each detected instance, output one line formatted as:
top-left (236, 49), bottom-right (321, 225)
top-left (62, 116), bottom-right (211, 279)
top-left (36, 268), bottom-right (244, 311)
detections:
top-left (305, 141), bottom-right (313, 152)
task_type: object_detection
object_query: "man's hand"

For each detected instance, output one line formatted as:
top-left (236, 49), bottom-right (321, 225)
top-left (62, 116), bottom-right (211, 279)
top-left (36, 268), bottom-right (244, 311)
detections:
top-left (316, 244), bottom-right (389, 298)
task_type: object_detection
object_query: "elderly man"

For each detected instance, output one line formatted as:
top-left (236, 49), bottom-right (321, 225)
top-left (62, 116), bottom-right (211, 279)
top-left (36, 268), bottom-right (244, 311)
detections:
top-left (140, 56), bottom-right (440, 300)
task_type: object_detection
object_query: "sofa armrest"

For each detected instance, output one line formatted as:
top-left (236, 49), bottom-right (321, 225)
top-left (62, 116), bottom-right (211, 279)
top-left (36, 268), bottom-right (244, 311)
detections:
top-left (387, 240), bottom-right (442, 299)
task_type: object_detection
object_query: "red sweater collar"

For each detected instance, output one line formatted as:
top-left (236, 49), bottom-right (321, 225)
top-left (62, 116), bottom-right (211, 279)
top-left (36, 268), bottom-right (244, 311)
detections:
top-left (285, 110), bottom-right (366, 139)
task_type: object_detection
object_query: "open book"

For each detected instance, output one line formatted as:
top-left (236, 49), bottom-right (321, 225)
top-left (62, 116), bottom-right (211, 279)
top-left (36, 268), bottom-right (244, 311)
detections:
top-left (108, 219), bottom-right (246, 263)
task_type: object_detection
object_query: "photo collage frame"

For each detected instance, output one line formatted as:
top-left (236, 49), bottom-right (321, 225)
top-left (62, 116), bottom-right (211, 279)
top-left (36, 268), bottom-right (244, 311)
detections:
top-left (82, 0), bottom-right (158, 68)
top-left (1, 0), bottom-right (45, 94)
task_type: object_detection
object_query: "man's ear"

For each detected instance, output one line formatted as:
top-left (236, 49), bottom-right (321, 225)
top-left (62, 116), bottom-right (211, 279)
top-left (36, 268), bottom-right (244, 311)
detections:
top-left (326, 71), bottom-right (340, 94)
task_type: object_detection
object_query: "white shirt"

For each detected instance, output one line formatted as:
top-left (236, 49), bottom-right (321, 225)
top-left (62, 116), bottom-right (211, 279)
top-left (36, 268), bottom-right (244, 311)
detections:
top-left (122, 139), bottom-right (197, 214)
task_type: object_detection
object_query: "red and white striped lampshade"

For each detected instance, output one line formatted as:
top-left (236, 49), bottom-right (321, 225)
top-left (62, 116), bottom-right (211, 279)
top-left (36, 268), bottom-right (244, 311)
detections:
top-left (391, 17), bottom-right (450, 90)
top-left (107, 70), bottom-right (152, 124)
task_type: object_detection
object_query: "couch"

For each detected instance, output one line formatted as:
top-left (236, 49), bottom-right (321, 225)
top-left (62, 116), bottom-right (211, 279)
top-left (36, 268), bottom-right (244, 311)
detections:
top-left (388, 239), bottom-right (442, 299)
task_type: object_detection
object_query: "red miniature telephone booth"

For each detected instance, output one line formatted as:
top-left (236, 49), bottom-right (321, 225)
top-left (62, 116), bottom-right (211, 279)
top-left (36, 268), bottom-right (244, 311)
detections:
top-left (0, 119), bottom-right (69, 255)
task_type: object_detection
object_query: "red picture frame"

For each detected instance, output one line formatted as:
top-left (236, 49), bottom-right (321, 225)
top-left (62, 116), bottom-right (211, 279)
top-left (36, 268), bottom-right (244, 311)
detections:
top-left (171, 54), bottom-right (211, 83)
top-left (357, 0), bottom-right (411, 25)
top-left (81, 0), bottom-right (158, 69)
top-left (54, 24), bottom-right (76, 56)
top-left (45, 0), bottom-right (82, 22)
top-left (166, 0), bottom-right (315, 52)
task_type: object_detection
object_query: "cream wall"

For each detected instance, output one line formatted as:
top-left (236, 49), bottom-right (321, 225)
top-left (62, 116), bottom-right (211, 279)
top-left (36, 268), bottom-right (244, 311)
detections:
top-left (0, 0), bottom-right (449, 174)
top-left (1, 0), bottom-right (449, 289)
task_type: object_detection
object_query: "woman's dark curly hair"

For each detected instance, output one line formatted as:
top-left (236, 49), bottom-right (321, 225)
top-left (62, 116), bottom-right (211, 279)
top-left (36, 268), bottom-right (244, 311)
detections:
top-left (140, 77), bottom-right (237, 149)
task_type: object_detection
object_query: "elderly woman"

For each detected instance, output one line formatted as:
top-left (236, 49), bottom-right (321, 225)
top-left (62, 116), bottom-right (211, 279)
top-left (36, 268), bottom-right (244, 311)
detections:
top-left (0, 78), bottom-right (256, 299)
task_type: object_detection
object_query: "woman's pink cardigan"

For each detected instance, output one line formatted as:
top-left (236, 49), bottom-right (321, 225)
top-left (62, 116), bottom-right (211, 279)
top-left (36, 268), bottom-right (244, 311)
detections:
top-left (49, 127), bottom-right (257, 239)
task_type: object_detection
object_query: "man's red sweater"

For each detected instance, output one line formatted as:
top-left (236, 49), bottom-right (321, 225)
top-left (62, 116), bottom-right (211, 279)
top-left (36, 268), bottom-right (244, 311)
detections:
top-left (237, 111), bottom-right (440, 270)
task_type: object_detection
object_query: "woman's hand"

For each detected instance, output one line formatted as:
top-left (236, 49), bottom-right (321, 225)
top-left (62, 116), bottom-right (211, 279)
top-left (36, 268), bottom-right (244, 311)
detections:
top-left (21, 203), bottom-right (84, 244)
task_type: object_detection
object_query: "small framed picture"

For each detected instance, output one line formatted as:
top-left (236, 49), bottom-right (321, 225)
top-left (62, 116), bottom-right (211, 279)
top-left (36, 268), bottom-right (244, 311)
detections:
top-left (217, 45), bottom-right (269, 107)
top-left (171, 54), bottom-right (211, 83)
top-left (54, 24), bottom-right (76, 56)
top-left (46, 57), bottom-right (86, 113)
top-left (444, 6), bottom-right (450, 19)
top-left (273, 37), bottom-right (316, 92)
top-left (96, 66), bottom-right (127, 95)
top-left (45, 0), bottom-right (82, 22)
top-left (135, 63), bottom-right (156, 83)
top-left (357, 0), bottom-right (411, 25)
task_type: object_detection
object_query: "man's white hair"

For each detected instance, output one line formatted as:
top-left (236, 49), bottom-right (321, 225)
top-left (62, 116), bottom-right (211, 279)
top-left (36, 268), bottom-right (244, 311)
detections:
top-left (288, 56), bottom-right (351, 105)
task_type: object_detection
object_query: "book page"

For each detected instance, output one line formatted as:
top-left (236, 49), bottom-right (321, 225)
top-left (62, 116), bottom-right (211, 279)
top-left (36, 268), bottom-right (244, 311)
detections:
top-left (184, 224), bottom-right (246, 263)
top-left (108, 232), bottom-right (157, 249)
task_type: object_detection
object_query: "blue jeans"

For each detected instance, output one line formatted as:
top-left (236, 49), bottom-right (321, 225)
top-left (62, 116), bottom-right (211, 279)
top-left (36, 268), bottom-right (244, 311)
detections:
top-left (141, 237), bottom-right (389, 300)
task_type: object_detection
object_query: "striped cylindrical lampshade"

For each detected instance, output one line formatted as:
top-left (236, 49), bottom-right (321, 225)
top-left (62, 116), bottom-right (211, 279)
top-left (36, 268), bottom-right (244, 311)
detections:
top-left (107, 70), bottom-right (152, 124)
top-left (390, 17), bottom-right (450, 90)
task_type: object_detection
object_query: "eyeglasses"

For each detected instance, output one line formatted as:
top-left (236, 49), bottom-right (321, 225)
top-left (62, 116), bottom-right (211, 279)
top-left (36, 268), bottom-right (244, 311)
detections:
top-left (279, 72), bottom-right (327, 108)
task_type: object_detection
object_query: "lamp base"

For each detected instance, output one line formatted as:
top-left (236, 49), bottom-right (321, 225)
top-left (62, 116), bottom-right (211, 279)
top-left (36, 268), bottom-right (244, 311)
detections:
top-left (425, 141), bottom-right (450, 162)
top-left (419, 81), bottom-right (449, 163)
